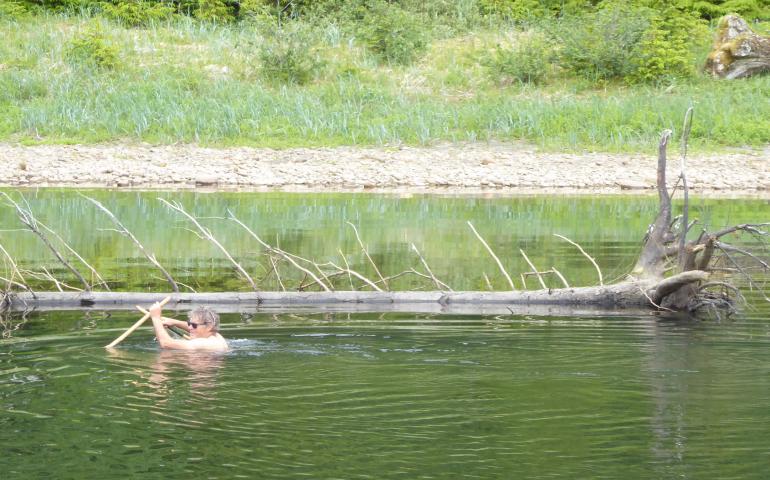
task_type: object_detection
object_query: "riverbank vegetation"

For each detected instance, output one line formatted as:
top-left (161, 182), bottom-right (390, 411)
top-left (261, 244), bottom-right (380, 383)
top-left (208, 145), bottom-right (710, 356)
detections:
top-left (1, 0), bottom-right (769, 150)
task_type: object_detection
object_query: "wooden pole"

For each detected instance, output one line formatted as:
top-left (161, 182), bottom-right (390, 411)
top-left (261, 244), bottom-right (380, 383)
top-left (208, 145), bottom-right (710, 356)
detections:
top-left (135, 306), bottom-right (190, 340)
top-left (104, 296), bottom-right (171, 348)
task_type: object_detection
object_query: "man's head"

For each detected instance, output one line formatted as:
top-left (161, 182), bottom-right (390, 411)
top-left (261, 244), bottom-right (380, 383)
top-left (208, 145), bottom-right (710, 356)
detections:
top-left (188, 306), bottom-right (220, 337)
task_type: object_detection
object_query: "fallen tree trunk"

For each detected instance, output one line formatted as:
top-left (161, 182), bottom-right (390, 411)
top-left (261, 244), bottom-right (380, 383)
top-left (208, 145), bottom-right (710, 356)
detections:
top-left (1, 126), bottom-right (767, 316)
top-left (705, 14), bottom-right (770, 79)
top-left (0, 286), bottom-right (664, 317)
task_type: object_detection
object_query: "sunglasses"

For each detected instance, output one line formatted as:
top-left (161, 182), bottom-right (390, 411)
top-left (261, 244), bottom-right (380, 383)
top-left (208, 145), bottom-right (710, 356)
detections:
top-left (187, 320), bottom-right (207, 330)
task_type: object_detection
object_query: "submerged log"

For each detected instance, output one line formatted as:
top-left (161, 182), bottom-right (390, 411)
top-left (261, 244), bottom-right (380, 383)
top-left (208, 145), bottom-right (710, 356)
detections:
top-left (705, 15), bottom-right (770, 79)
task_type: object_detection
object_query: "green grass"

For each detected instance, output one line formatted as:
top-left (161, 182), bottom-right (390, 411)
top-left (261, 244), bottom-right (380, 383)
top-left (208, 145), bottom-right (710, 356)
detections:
top-left (0, 13), bottom-right (769, 151)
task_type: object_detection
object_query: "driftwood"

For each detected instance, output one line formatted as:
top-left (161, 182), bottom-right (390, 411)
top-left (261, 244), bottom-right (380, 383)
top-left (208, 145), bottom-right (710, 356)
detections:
top-left (705, 15), bottom-right (770, 79)
top-left (1, 127), bottom-right (768, 316)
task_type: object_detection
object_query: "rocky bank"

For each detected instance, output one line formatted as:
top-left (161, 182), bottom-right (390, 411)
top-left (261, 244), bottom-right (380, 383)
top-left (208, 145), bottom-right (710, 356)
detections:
top-left (1, 143), bottom-right (769, 196)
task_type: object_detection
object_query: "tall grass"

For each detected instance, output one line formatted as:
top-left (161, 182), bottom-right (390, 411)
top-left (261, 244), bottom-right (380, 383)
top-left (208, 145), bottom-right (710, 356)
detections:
top-left (1, 13), bottom-right (769, 151)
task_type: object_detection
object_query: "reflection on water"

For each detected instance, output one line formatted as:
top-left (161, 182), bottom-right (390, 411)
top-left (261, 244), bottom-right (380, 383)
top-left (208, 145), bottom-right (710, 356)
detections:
top-left (106, 348), bottom-right (225, 403)
top-left (2, 309), bottom-right (770, 478)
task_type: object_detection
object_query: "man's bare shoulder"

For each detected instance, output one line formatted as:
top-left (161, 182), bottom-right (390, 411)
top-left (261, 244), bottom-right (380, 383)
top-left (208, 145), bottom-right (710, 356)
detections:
top-left (186, 335), bottom-right (229, 351)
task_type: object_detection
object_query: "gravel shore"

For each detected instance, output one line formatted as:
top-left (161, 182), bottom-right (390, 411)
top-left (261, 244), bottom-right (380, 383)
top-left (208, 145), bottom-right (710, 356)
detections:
top-left (2, 142), bottom-right (769, 196)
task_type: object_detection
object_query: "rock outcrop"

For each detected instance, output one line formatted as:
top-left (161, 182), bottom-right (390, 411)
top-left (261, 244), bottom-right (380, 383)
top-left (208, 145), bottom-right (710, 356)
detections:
top-left (705, 15), bottom-right (770, 79)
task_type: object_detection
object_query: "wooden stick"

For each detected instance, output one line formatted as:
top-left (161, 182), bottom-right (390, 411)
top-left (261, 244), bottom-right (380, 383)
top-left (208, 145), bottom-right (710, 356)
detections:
top-left (411, 243), bottom-right (448, 291)
top-left (38, 221), bottom-right (110, 291)
top-left (551, 267), bottom-right (570, 288)
top-left (227, 211), bottom-right (329, 292)
top-left (1, 192), bottom-right (91, 291)
top-left (347, 222), bottom-right (388, 290)
top-left (105, 296), bottom-right (171, 348)
top-left (82, 194), bottom-right (179, 293)
top-left (677, 106), bottom-right (693, 270)
top-left (467, 221), bottom-right (515, 290)
top-left (160, 199), bottom-right (257, 291)
top-left (135, 306), bottom-right (190, 339)
top-left (520, 249), bottom-right (546, 289)
top-left (554, 234), bottom-right (604, 286)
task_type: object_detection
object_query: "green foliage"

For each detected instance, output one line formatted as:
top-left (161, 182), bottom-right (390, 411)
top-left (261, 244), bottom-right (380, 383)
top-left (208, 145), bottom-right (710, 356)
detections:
top-left (355, 0), bottom-right (428, 65)
top-left (544, 2), bottom-right (707, 83)
top-left (238, 0), bottom-right (272, 20)
top-left (0, 1), bottom-right (29, 19)
top-left (683, 0), bottom-right (770, 20)
top-left (194, 0), bottom-right (232, 21)
top-left (479, 0), bottom-right (598, 19)
top-left (486, 32), bottom-right (551, 84)
top-left (66, 23), bottom-right (120, 69)
top-left (632, 7), bottom-right (708, 82)
top-left (547, 3), bottom-right (651, 81)
top-left (100, 1), bottom-right (175, 27)
top-left (258, 24), bottom-right (322, 84)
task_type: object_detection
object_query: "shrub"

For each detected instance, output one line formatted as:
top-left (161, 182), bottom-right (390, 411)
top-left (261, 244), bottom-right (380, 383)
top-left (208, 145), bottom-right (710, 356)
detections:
top-left (486, 32), bottom-right (552, 84)
top-left (546, 2), bottom-right (652, 81)
top-left (195, 0), bottom-right (232, 21)
top-left (355, 0), bottom-right (428, 65)
top-left (66, 23), bottom-right (120, 69)
top-left (631, 6), bottom-right (708, 82)
top-left (0, 1), bottom-right (28, 19)
top-left (258, 24), bottom-right (322, 84)
top-left (676, 0), bottom-right (770, 21)
top-left (101, 0), bottom-right (175, 27)
top-left (479, 0), bottom-right (598, 19)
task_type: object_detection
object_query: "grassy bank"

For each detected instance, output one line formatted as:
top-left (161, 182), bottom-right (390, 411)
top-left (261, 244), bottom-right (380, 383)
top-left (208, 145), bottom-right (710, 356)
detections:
top-left (1, 13), bottom-right (769, 151)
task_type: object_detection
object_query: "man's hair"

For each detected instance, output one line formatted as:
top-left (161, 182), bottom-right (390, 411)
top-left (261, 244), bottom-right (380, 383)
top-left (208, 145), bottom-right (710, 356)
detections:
top-left (189, 306), bottom-right (220, 332)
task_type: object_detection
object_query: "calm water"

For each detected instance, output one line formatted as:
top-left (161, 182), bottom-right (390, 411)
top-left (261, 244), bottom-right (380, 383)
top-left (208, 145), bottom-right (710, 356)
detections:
top-left (1, 193), bottom-right (770, 478)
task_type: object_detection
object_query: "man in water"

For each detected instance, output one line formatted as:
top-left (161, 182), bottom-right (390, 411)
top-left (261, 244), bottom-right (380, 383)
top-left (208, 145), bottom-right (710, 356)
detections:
top-left (149, 303), bottom-right (228, 351)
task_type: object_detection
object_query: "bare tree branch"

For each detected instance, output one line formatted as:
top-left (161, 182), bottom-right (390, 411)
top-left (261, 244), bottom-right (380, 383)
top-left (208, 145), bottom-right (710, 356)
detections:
top-left (554, 234), bottom-right (603, 286)
top-left (159, 199), bottom-right (257, 291)
top-left (468, 221), bottom-right (515, 290)
top-left (83, 194), bottom-right (178, 293)
top-left (1, 192), bottom-right (90, 291)
top-left (347, 222), bottom-right (388, 290)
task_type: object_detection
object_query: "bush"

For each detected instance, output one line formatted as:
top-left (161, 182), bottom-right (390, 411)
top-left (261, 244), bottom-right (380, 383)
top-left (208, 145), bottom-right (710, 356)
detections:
top-left (0, 1), bottom-right (28, 19)
top-left (631, 6), bottom-right (708, 82)
top-left (677, 0), bottom-right (770, 21)
top-left (546, 3), bottom-right (652, 81)
top-left (486, 32), bottom-right (552, 84)
top-left (66, 23), bottom-right (120, 69)
top-left (355, 0), bottom-right (428, 65)
top-left (479, 0), bottom-right (597, 19)
top-left (101, 0), bottom-right (175, 27)
top-left (194, 0), bottom-right (232, 21)
top-left (258, 24), bottom-right (322, 84)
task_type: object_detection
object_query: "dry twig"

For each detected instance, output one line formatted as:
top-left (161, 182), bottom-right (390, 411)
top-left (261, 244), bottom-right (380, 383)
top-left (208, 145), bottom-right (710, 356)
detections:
top-left (1, 192), bottom-right (91, 291)
top-left (83, 194), bottom-right (178, 292)
top-left (554, 233), bottom-right (604, 286)
top-left (468, 221), bottom-right (515, 290)
top-left (160, 199), bottom-right (257, 291)
top-left (347, 222), bottom-right (388, 290)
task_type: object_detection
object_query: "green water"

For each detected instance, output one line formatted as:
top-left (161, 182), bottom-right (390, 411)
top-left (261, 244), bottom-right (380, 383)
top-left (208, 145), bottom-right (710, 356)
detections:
top-left (1, 193), bottom-right (770, 478)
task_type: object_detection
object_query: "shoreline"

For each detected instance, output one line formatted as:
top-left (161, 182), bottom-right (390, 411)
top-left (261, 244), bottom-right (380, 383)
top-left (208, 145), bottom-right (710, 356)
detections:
top-left (2, 143), bottom-right (769, 197)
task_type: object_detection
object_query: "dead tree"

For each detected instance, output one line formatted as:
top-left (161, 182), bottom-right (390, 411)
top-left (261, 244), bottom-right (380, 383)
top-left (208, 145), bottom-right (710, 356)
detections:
top-left (3, 128), bottom-right (768, 314)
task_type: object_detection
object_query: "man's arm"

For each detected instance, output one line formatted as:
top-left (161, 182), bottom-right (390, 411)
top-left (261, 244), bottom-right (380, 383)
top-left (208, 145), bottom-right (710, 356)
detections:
top-left (149, 315), bottom-right (192, 349)
top-left (149, 302), bottom-right (196, 350)
top-left (162, 318), bottom-right (190, 332)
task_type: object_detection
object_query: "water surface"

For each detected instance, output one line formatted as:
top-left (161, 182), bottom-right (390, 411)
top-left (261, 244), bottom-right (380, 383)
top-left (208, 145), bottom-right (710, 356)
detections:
top-left (1, 192), bottom-right (769, 478)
